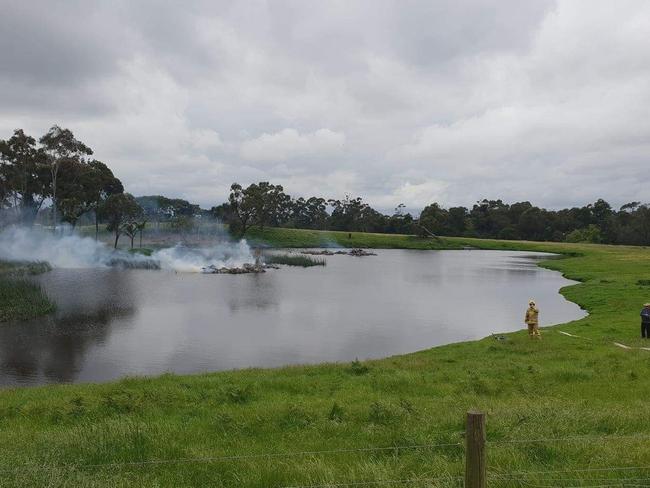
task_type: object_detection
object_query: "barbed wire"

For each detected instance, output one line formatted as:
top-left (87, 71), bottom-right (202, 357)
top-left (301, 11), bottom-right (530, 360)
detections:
top-left (487, 434), bottom-right (650, 445)
top-left (488, 466), bottom-right (650, 478)
top-left (0, 441), bottom-right (463, 473)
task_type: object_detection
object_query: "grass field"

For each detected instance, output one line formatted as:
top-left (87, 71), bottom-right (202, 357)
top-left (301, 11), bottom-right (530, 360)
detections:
top-left (245, 226), bottom-right (459, 249)
top-left (1, 229), bottom-right (650, 487)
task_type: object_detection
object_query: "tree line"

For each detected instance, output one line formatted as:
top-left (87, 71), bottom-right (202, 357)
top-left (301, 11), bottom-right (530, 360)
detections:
top-left (3, 127), bottom-right (650, 247)
top-left (214, 183), bottom-right (650, 246)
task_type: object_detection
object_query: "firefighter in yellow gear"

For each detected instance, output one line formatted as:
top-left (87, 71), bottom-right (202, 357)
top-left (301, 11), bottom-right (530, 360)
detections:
top-left (525, 300), bottom-right (541, 338)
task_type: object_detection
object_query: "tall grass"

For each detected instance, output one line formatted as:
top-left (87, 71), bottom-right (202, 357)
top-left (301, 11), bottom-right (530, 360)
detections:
top-left (0, 277), bottom-right (55, 322)
top-left (0, 259), bottom-right (55, 321)
top-left (0, 260), bottom-right (51, 275)
top-left (265, 253), bottom-right (326, 267)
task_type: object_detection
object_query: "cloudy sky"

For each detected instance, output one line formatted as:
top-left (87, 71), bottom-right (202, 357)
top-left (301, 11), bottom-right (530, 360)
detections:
top-left (1, 0), bottom-right (649, 212)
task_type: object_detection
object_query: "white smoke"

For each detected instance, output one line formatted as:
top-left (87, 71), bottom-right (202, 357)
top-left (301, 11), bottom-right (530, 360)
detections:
top-left (152, 241), bottom-right (254, 272)
top-left (0, 225), bottom-right (255, 272)
top-left (0, 226), bottom-right (109, 268)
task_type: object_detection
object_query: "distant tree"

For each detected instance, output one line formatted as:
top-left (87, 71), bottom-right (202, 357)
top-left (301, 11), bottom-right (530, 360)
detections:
top-left (386, 204), bottom-right (415, 234)
top-left (136, 220), bottom-right (147, 248)
top-left (135, 195), bottom-right (199, 229)
top-left (122, 221), bottom-right (138, 249)
top-left (209, 202), bottom-right (233, 222)
top-left (39, 126), bottom-right (93, 229)
top-left (87, 160), bottom-right (123, 238)
top-left (629, 205), bottom-right (650, 245)
top-left (517, 207), bottom-right (548, 241)
top-left (247, 182), bottom-right (290, 229)
top-left (447, 207), bottom-right (468, 235)
top-left (100, 193), bottom-right (143, 249)
top-left (226, 182), bottom-right (290, 236)
top-left (418, 203), bottom-right (449, 236)
top-left (566, 224), bottom-right (602, 243)
top-left (328, 195), bottom-right (381, 232)
top-left (0, 129), bottom-right (49, 225)
top-left (291, 196), bottom-right (329, 229)
top-left (228, 183), bottom-right (256, 237)
top-left (170, 215), bottom-right (194, 238)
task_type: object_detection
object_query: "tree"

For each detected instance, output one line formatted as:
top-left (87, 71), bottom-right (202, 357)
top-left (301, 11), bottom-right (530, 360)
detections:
top-left (228, 183), bottom-right (256, 237)
top-left (122, 221), bottom-right (138, 249)
top-left (327, 195), bottom-right (382, 232)
top-left (100, 193), bottom-right (143, 249)
top-left (0, 129), bottom-right (49, 225)
top-left (291, 196), bottom-right (328, 229)
top-left (136, 220), bottom-right (147, 248)
top-left (209, 202), bottom-right (233, 222)
top-left (170, 215), bottom-right (194, 239)
top-left (517, 207), bottom-right (548, 241)
top-left (226, 182), bottom-right (290, 236)
top-left (39, 126), bottom-right (93, 229)
top-left (629, 205), bottom-right (650, 245)
top-left (87, 160), bottom-right (123, 239)
top-left (566, 224), bottom-right (602, 243)
top-left (447, 207), bottom-right (468, 236)
top-left (418, 203), bottom-right (449, 236)
top-left (56, 159), bottom-right (94, 228)
top-left (246, 182), bottom-right (290, 229)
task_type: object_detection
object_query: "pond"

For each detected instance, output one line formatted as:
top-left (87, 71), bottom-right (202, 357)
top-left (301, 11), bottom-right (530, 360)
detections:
top-left (0, 250), bottom-right (585, 386)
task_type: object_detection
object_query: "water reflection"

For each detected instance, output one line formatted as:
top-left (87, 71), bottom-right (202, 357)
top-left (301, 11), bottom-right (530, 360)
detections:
top-left (0, 250), bottom-right (585, 386)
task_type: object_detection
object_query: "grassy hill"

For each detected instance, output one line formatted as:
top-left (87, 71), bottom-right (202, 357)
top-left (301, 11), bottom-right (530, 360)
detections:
top-left (1, 230), bottom-right (650, 487)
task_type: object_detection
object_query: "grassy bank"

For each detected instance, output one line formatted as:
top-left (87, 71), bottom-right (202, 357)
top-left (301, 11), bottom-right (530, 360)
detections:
top-left (1, 233), bottom-right (650, 486)
top-left (0, 260), bottom-right (55, 322)
top-left (246, 226), bottom-right (460, 249)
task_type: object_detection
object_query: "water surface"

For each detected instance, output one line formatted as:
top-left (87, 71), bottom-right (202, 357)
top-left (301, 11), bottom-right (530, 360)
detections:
top-left (0, 250), bottom-right (585, 386)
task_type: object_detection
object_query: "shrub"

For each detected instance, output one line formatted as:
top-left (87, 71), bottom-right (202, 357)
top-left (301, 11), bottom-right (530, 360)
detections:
top-left (348, 359), bottom-right (370, 375)
top-left (265, 254), bottom-right (325, 267)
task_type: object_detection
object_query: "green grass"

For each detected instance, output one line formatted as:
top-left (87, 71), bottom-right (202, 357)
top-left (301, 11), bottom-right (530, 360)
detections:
top-left (265, 253), bottom-right (326, 267)
top-left (0, 279), bottom-right (55, 322)
top-left (2, 232), bottom-right (650, 486)
top-left (0, 260), bottom-right (55, 322)
top-left (246, 226), bottom-right (457, 249)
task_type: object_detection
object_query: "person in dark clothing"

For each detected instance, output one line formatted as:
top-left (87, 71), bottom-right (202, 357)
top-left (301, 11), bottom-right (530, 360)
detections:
top-left (641, 303), bottom-right (650, 338)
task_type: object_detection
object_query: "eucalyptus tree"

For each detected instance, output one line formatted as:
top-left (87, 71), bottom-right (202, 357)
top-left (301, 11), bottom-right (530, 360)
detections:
top-left (87, 160), bottom-right (123, 238)
top-left (227, 183), bottom-right (257, 237)
top-left (227, 182), bottom-right (290, 236)
top-left (0, 129), bottom-right (49, 225)
top-left (291, 196), bottom-right (328, 229)
top-left (39, 126), bottom-right (93, 229)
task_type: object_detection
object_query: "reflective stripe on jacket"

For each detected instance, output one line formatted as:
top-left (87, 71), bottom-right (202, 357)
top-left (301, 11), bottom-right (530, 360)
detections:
top-left (525, 307), bottom-right (539, 325)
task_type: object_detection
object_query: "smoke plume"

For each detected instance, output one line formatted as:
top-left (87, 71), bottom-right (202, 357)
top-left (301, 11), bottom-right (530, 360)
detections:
top-left (0, 226), bottom-right (254, 272)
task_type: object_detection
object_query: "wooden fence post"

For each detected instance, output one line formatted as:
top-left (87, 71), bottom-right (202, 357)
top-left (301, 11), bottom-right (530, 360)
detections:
top-left (465, 410), bottom-right (486, 488)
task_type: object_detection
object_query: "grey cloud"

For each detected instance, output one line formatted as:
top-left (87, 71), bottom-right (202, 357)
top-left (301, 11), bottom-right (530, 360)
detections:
top-left (1, 0), bottom-right (649, 212)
